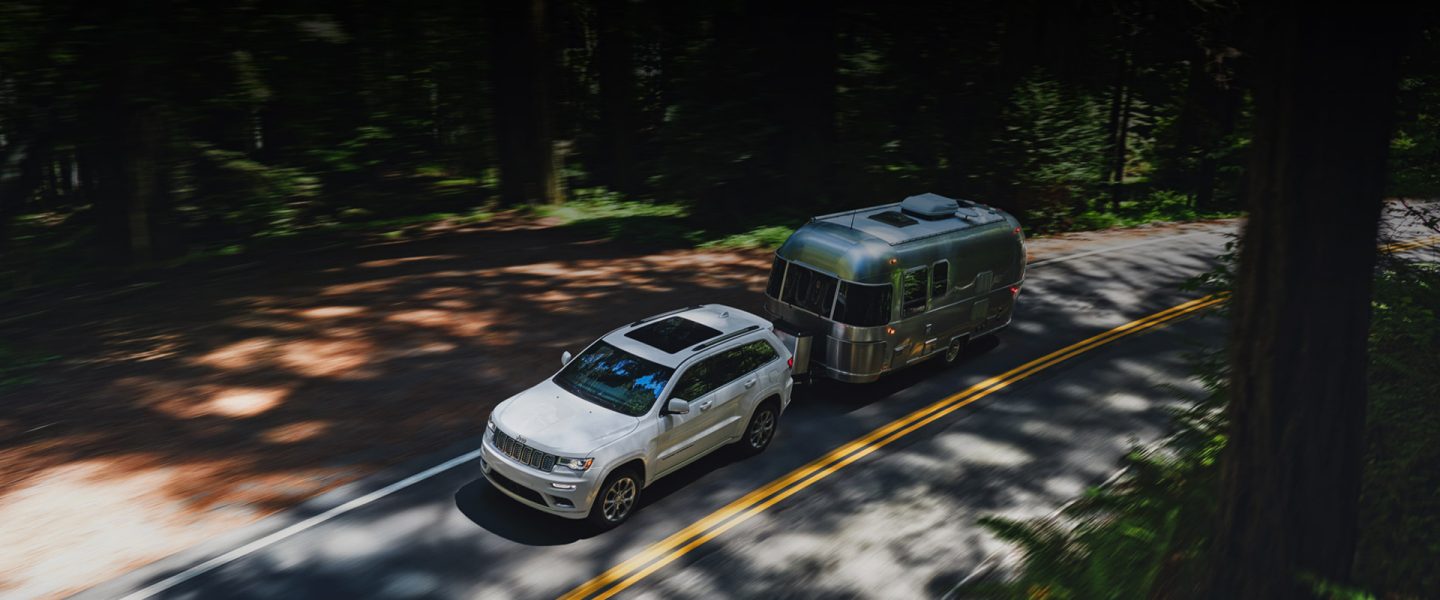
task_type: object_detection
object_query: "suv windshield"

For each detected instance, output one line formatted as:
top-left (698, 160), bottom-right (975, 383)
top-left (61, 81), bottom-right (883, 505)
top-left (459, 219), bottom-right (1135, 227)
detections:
top-left (554, 341), bottom-right (675, 416)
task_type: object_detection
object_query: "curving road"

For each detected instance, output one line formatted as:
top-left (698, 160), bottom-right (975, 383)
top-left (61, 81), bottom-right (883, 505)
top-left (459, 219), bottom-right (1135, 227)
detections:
top-left (77, 217), bottom-right (1438, 600)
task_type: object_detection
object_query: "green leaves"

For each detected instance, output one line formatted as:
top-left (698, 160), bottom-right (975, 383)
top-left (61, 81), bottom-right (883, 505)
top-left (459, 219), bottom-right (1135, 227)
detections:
top-left (973, 259), bottom-right (1440, 598)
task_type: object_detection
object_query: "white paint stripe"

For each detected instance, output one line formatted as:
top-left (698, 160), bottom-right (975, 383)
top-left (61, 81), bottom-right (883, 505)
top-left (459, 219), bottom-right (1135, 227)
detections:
top-left (118, 448), bottom-right (485, 600)
top-left (941, 465), bottom-right (1134, 600)
top-left (1028, 231), bottom-right (1218, 268)
top-left (111, 226), bottom-right (1233, 599)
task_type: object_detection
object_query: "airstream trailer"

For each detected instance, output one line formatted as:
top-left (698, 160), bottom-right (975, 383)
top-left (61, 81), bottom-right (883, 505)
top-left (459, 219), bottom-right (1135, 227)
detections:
top-left (763, 193), bottom-right (1025, 383)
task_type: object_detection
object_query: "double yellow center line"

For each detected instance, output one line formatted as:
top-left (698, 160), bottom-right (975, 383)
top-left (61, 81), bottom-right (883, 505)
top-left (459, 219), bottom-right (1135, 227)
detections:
top-left (560, 293), bottom-right (1227, 600)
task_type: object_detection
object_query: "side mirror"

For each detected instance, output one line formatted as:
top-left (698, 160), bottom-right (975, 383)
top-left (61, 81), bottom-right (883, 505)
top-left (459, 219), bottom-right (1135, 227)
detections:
top-left (664, 398), bottom-right (690, 415)
top-left (561, 350), bottom-right (573, 367)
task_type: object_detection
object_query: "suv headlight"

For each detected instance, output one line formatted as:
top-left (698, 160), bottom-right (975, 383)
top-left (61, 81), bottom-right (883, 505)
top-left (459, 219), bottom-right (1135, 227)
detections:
top-left (486, 417), bottom-right (496, 433)
top-left (554, 457), bottom-right (594, 472)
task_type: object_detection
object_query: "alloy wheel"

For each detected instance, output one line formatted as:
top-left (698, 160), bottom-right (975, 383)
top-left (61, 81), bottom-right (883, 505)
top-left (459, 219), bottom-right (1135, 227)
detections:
top-left (601, 476), bottom-right (637, 522)
top-left (749, 408), bottom-right (776, 449)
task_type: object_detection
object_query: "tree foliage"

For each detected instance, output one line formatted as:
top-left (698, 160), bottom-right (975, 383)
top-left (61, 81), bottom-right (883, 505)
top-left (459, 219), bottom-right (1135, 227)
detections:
top-left (0, 0), bottom-right (1300, 289)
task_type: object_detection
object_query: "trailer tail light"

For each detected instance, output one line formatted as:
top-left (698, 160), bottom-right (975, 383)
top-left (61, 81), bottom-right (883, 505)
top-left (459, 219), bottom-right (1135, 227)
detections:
top-left (1010, 285), bottom-right (1021, 297)
top-left (1013, 226), bottom-right (1022, 236)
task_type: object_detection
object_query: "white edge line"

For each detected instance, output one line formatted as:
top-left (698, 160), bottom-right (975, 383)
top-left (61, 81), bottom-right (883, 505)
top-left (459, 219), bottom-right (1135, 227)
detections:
top-left (1028, 231), bottom-right (1215, 268)
top-left (111, 226), bottom-right (1231, 599)
top-left (119, 448), bottom-right (485, 600)
top-left (941, 465), bottom-right (1134, 600)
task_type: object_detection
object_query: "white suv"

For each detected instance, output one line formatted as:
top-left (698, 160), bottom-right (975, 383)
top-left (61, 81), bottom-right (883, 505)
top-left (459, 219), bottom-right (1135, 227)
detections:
top-left (480, 304), bottom-right (794, 528)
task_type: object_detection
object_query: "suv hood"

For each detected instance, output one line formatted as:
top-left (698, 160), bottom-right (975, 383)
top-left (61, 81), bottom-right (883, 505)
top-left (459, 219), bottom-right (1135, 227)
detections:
top-left (490, 379), bottom-right (641, 455)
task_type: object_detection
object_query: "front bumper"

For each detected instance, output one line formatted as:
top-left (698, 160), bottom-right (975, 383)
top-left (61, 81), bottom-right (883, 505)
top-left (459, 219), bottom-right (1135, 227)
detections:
top-left (480, 433), bottom-right (598, 519)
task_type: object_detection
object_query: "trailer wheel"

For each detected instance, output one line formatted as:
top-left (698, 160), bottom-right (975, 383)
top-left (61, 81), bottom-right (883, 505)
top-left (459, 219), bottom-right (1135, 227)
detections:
top-left (943, 337), bottom-right (967, 365)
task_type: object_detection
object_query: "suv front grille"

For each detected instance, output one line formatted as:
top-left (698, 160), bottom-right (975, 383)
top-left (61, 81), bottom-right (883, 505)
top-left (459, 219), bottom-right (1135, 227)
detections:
top-left (492, 428), bottom-right (558, 472)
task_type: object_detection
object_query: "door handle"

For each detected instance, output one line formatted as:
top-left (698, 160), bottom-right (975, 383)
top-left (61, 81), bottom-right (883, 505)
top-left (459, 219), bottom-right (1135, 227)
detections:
top-left (743, 378), bottom-right (757, 389)
top-left (925, 323), bottom-right (933, 333)
top-left (699, 400), bottom-right (713, 412)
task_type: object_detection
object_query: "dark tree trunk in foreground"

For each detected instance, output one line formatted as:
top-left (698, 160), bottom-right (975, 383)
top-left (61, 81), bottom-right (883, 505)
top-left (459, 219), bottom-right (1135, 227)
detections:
top-left (1206, 5), bottom-right (1408, 598)
top-left (595, 0), bottom-right (638, 196)
top-left (488, 0), bottom-right (561, 205)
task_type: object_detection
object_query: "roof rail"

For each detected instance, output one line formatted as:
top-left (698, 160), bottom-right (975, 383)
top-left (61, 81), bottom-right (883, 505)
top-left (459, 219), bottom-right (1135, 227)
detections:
top-left (629, 305), bottom-right (702, 327)
top-left (811, 202), bottom-right (902, 222)
top-left (691, 325), bottom-right (761, 353)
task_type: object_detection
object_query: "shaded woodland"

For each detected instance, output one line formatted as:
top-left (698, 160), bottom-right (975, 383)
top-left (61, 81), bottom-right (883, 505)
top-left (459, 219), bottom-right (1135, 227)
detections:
top-left (3, 2), bottom-right (1440, 599)
top-left (0, 0), bottom-right (1285, 286)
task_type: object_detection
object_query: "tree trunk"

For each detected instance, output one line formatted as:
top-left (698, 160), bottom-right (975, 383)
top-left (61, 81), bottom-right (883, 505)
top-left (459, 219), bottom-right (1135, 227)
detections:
top-left (42, 148), bottom-right (60, 207)
top-left (1106, 40), bottom-right (1133, 212)
top-left (126, 105), bottom-right (165, 264)
top-left (1112, 80), bottom-right (1133, 212)
top-left (772, 0), bottom-right (836, 209)
top-left (58, 152), bottom-right (74, 198)
top-left (1196, 81), bottom-right (1241, 213)
top-left (1205, 5), bottom-right (1408, 598)
top-left (488, 0), bottom-right (562, 205)
top-left (596, 0), bottom-right (638, 196)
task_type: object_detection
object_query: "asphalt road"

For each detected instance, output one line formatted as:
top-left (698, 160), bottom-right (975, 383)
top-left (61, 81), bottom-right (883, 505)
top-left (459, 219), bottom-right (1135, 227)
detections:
top-left (77, 218), bottom-right (1437, 600)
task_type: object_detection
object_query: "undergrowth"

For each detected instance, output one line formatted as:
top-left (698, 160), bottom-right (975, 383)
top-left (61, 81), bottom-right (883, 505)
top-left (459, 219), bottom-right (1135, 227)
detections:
top-left (964, 243), bottom-right (1440, 599)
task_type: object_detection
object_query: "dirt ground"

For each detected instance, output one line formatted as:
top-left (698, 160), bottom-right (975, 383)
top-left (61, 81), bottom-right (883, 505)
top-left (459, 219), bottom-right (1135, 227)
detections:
top-left (0, 215), bottom-right (1233, 598)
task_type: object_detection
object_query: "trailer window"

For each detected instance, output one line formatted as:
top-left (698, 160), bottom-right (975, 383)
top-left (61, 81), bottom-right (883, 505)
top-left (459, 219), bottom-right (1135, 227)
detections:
top-left (833, 282), bottom-right (893, 327)
top-left (901, 266), bottom-right (928, 317)
top-left (931, 261), bottom-right (949, 299)
top-left (781, 263), bottom-right (838, 317)
top-left (765, 257), bottom-right (787, 299)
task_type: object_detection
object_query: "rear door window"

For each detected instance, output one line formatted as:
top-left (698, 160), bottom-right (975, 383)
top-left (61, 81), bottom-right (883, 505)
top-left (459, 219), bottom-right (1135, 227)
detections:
top-left (731, 340), bottom-right (779, 373)
top-left (672, 354), bottom-right (728, 401)
top-left (901, 266), bottom-right (928, 317)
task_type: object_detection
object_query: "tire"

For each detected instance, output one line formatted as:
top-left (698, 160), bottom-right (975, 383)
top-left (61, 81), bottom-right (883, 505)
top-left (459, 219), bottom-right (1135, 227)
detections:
top-left (943, 336), bottom-right (968, 365)
top-left (737, 399), bottom-right (780, 457)
top-left (587, 467), bottom-right (642, 530)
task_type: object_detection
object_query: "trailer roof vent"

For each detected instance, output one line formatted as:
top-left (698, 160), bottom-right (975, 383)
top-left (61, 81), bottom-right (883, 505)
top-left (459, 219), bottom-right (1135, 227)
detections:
top-left (899, 193), bottom-right (961, 220)
top-left (867, 211), bottom-right (918, 227)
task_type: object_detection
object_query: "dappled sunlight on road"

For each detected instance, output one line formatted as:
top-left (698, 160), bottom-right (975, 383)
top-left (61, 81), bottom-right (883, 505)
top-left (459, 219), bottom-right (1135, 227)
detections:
top-left (199, 387), bottom-right (292, 418)
top-left (195, 337), bottom-right (285, 370)
top-left (296, 305), bottom-right (367, 319)
top-left (260, 420), bottom-right (333, 444)
top-left (0, 219), bottom-right (1233, 598)
top-left (278, 338), bottom-right (378, 378)
top-left (356, 255), bottom-right (462, 269)
top-left (0, 220), bottom-right (779, 597)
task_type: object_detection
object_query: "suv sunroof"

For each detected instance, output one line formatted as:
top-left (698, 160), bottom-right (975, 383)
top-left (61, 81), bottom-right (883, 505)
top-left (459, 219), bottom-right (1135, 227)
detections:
top-left (625, 316), bottom-right (723, 353)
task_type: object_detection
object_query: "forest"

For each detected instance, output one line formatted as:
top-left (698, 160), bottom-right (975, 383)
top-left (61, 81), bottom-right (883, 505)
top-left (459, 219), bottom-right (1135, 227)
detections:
top-left (3, 1), bottom-right (1439, 599)
top-left (3, 1), bottom-right (1438, 285)
top-left (0, 0), bottom-right (1325, 287)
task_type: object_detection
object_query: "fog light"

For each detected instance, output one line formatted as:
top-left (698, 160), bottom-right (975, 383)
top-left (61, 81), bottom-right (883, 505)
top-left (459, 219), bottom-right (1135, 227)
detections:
top-left (550, 482), bottom-right (577, 490)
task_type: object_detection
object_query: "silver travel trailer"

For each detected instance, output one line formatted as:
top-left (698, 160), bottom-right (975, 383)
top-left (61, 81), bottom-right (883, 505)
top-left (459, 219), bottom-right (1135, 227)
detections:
top-left (763, 193), bottom-right (1026, 383)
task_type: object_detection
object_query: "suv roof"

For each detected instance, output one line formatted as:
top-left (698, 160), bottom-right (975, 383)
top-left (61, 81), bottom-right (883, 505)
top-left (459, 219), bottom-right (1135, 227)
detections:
top-left (604, 304), bottom-right (772, 367)
top-left (624, 317), bottom-right (722, 353)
